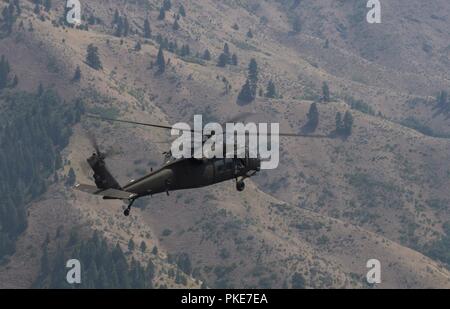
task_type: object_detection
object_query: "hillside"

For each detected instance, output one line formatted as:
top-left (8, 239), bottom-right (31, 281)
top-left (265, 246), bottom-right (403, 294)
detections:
top-left (0, 0), bottom-right (449, 288)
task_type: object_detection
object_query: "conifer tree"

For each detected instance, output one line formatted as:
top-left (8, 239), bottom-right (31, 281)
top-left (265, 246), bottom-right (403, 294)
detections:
top-left (173, 19), bottom-right (180, 31)
top-left (140, 241), bottom-right (147, 253)
top-left (248, 58), bottom-right (258, 96)
top-left (0, 55), bottom-right (11, 90)
top-left (203, 49), bottom-right (211, 61)
top-left (217, 53), bottom-right (228, 67)
top-left (128, 238), bottom-right (135, 252)
top-left (86, 44), bottom-right (102, 70)
top-left (179, 5), bottom-right (186, 17)
top-left (143, 18), bottom-right (151, 38)
top-left (237, 80), bottom-right (254, 104)
top-left (293, 16), bottom-right (301, 33)
top-left (134, 41), bottom-right (142, 51)
top-left (163, 0), bottom-right (172, 11)
top-left (158, 7), bottom-right (166, 20)
top-left (265, 80), bottom-right (277, 98)
top-left (72, 65), bottom-right (81, 82)
top-left (306, 103), bottom-right (319, 131)
top-left (343, 111), bottom-right (354, 136)
top-left (231, 54), bottom-right (238, 66)
top-left (156, 46), bottom-right (166, 73)
top-left (322, 82), bottom-right (330, 102)
top-left (44, 0), bottom-right (51, 12)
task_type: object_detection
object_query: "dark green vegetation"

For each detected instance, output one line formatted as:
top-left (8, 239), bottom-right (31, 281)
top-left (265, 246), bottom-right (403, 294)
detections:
top-left (305, 103), bottom-right (319, 132)
top-left (156, 46), bottom-right (166, 74)
top-left (0, 1), bottom-right (20, 37)
top-left (425, 222), bottom-right (450, 270)
top-left (86, 44), bottom-right (103, 70)
top-left (0, 55), bottom-right (18, 90)
top-left (335, 111), bottom-right (353, 136)
top-left (237, 58), bottom-right (258, 105)
top-left (0, 87), bottom-right (84, 261)
top-left (34, 232), bottom-right (155, 288)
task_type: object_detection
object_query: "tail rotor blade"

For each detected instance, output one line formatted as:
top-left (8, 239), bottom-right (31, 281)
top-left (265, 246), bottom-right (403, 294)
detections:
top-left (86, 131), bottom-right (100, 154)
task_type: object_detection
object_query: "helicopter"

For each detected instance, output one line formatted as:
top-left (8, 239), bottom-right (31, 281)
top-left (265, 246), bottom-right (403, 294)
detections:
top-left (75, 114), bottom-right (330, 216)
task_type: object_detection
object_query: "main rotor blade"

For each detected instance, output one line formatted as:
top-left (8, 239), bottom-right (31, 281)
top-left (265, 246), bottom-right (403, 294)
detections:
top-left (86, 114), bottom-right (332, 138)
top-left (86, 130), bottom-right (100, 153)
top-left (86, 114), bottom-right (194, 133)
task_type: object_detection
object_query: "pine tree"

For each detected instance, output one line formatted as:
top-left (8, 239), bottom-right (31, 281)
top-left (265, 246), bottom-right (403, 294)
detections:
top-left (72, 65), bottom-right (81, 82)
top-left (163, 0), bottom-right (172, 11)
top-left (237, 80), bottom-right (254, 104)
top-left (33, 2), bottom-right (40, 14)
top-left (113, 9), bottom-right (119, 25)
top-left (123, 16), bottom-right (129, 36)
top-left (217, 53), bottom-right (228, 67)
top-left (158, 7), bottom-right (166, 20)
top-left (322, 81), bottom-right (330, 102)
top-left (180, 44), bottom-right (190, 57)
top-left (65, 168), bottom-right (76, 187)
top-left (292, 272), bottom-right (306, 289)
top-left (179, 5), bottom-right (186, 17)
top-left (293, 16), bottom-right (301, 33)
top-left (247, 29), bottom-right (253, 38)
top-left (14, 0), bottom-right (21, 16)
top-left (37, 82), bottom-right (44, 96)
top-left (0, 55), bottom-right (11, 90)
top-left (140, 241), bottom-right (147, 253)
top-left (1, 4), bottom-right (16, 34)
top-left (86, 44), bottom-right (102, 70)
top-left (134, 41), bottom-right (142, 51)
top-left (223, 43), bottom-right (230, 57)
top-left (177, 253), bottom-right (192, 275)
top-left (306, 103), bottom-right (319, 131)
top-left (231, 54), bottom-right (238, 66)
top-left (172, 19), bottom-right (180, 31)
top-left (143, 18), bottom-right (151, 38)
top-left (237, 59), bottom-right (258, 104)
top-left (437, 91), bottom-right (448, 107)
top-left (156, 46), bottom-right (166, 73)
top-left (128, 238), bottom-right (135, 252)
top-left (265, 80), bottom-right (277, 98)
top-left (43, 0), bottom-right (51, 12)
top-left (248, 58), bottom-right (258, 96)
top-left (343, 111), bottom-right (354, 136)
top-left (152, 246), bottom-right (158, 255)
top-left (203, 49), bottom-right (211, 61)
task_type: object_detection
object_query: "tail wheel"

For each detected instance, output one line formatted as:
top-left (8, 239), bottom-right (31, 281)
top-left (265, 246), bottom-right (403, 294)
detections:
top-left (236, 180), bottom-right (245, 192)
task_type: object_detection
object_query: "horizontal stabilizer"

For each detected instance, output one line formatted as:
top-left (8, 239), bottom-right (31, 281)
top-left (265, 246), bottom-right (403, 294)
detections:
top-left (75, 184), bottom-right (137, 200)
top-left (74, 183), bottom-right (99, 194)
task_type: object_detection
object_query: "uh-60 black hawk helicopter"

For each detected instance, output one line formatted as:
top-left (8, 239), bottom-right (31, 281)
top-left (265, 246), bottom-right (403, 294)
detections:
top-left (75, 114), bottom-right (330, 216)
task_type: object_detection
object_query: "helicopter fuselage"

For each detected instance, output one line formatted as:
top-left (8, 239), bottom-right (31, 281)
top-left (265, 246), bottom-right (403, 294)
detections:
top-left (122, 157), bottom-right (260, 197)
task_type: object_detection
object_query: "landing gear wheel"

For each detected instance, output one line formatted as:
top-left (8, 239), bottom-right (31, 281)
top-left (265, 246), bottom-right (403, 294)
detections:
top-left (236, 180), bottom-right (245, 192)
top-left (123, 198), bottom-right (136, 217)
top-left (124, 208), bottom-right (130, 217)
